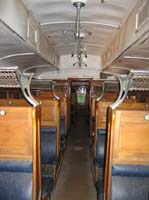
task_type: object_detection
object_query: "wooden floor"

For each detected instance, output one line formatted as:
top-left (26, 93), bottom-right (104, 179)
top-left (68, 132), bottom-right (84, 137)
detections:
top-left (54, 113), bottom-right (96, 200)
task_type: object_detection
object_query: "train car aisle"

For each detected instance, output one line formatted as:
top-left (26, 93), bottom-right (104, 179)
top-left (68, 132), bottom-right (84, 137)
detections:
top-left (54, 114), bottom-right (96, 200)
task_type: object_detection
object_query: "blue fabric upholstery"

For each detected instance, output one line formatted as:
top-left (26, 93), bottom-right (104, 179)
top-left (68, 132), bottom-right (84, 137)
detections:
top-left (42, 177), bottom-right (51, 198)
top-left (0, 161), bottom-right (32, 200)
top-left (112, 165), bottom-right (149, 177)
top-left (97, 129), bottom-right (106, 135)
top-left (41, 127), bottom-right (57, 134)
top-left (96, 135), bottom-right (106, 167)
top-left (42, 164), bottom-right (54, 191)
top-left (112, 176), bottom-right (149, 200)
top-left (0, 161), bottom-right (32, 172)
top-left (41, 127), bottom-right (57, 193)
top-left (60, 116), bottom-right (66, 138)
top-left (60, 116), bottom-right (66, 151)
top-left (41, 132), bottom-right (57, 164)
top-left (96, 129), bottom-right (106, 167)
top-left (112, 164), bottom-right (149, 200)
top-left (96, 167), bottom-right (104, 200)
top-left (96, 129), bottom-right (106, 200)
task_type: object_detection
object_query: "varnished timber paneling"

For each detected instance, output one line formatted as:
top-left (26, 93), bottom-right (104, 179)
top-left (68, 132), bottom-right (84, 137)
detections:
top-left (0, 107), bottom-right (33, 160)
top-left (104, 107), bottom-right (149, 200)
top-left (113, 109), bottom-right (149, 165)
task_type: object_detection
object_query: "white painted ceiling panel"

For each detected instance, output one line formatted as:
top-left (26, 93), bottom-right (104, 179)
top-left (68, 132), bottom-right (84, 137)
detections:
top-left (23, 0), bottom-right (139, 58)
top-left (0, 0), bottom-right (141, 80)
top-left (0, 21), bottom-right (56, 76)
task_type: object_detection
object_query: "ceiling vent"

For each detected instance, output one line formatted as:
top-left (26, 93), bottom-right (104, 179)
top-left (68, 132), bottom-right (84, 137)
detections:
top-left (136, 0), bottom-right (149, 31)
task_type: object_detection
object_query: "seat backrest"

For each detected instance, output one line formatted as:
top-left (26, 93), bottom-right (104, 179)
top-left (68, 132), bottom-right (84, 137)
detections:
top-left (0, 106), bottom-right (41, 200)
top-left (104, 107), bottom-right (149, 200)
top-left (35, 98), bottom-right (60, 158)
top-left (94, 101), bottom-right (113, 159)
top-left (60, 97), bottom-right (68, 132)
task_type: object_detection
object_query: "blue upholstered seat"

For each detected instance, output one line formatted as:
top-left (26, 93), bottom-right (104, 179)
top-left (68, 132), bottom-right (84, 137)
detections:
top-left (112, 165), bottom-right (149, 200)
top-left (96, 129), bottom-right (106, 167)
top-left (41, 127), bottom-right (57, 135)
top-left (41, 128), bottom-right (57, 164)
top-left (0, 161), bottom-right (32, 200)
top-left (60, 116), bottom-right (66, 151)
top-left (95, 129), bottom-right (106, 199)
top-left (42, 164), bottom-right (54, 192)
top-left (41, 127), bottom-right (58, 193)
top-left (42, 177), bottom-right (52, 198)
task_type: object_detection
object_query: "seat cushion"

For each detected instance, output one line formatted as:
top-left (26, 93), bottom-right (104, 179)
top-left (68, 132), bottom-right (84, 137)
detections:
top-left (41, 127), bottom-right (57, 134)
top-left (96, 167), bottom-right (104, 200)
top-left (0, 161), bottom-right (32, 200)
top-left (112, 165), bottom-right (149, 200)
top-left (96, 131), bottom-right (106, 167)
top-left (97, 129), bottom-right (106, 135)
top-left (112, 165), bottom-right (149, 177)
top-left (112, 176), bottom-right (149, 200)
top-left (0, 161), bottom-right (32, 172)
top-left (42, 177), bottom-right (51, 199)
top-left (60, 116), bottom-right (66, 138)
top-left (41, 133), bottom-right (57, 164)
top-left (42, 164), bottom-right (54, 191)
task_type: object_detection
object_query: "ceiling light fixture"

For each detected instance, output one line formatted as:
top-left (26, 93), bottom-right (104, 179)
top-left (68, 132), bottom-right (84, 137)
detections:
top-left (69, 0), bottom-right (89, 67)
top-left (70, 0), bottom-right (87, 39)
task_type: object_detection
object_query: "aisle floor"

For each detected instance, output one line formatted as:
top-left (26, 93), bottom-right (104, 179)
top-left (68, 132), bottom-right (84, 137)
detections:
top-left (54, 115), bottom-right (96, 200)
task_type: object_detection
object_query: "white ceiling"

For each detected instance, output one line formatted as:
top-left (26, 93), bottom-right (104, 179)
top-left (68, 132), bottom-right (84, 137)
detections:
top-left (1, 0), bottom-right (145, 80)
top-left (23, 0), bottom-right (139, 57)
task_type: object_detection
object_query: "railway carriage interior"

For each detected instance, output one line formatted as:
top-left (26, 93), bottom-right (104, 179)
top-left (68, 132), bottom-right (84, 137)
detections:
top-left (0, 0), bottom-right (149, 199)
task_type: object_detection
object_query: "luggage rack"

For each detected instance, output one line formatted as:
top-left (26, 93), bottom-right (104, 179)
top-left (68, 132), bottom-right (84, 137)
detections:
top-left (101, 67), bottom-right (149, 109)
top-left (129, 71), bottom-right (149, 91)
top-left (0, 67), bottom-right (39, 107)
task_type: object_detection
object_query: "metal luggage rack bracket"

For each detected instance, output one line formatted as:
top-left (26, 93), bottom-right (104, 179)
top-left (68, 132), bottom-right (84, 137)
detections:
top-left (52, 82), bottom-right (69, 98)
top-left (0, 67), bottom-right (39, 107)
top-left (92, 80), bottom-right (119, 101)
top-left (92, 83), bottom-right (105, 101)
top-left (101, 67), bottom-right (149, 109)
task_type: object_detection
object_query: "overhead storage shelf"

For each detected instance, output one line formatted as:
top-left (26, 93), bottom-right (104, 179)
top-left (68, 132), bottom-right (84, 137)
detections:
top-left (0, 0), bottom-right (59, 71)
top-left (102, 0), bottom-right (149, 69)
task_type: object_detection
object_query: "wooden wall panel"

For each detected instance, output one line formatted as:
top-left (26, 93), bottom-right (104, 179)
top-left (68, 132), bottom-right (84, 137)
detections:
top-left (95, 101), bottom-right (112, 129)
top-left (113, 110), bottom-right (149, 165)
top-left (0, 107), bottom-right (33, 160)
top-left (39, 100), bottom-right (59, 127)
top-left (0, 99), bottom-right (30, 106)
top-left (104, 107), bottom-right (149, 200)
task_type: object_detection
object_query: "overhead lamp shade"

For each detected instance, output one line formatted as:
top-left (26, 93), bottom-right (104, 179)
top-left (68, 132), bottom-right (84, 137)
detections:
top-left (71, 0), bottom-right (88, 5)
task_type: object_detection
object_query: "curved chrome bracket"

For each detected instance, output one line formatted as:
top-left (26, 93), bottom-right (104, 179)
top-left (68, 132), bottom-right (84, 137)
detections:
top-left (110, 72), bottom-right (133, 109)
top-left (51, 82), bottom-right (60, 100)
top-left (91, 83), bottom-right (103, 98)
top-left (101, 67), bottom-right (134, 109)
top-left (64, 83), bottom-right (68, 98)
top-left (0, 67), bottom-right (39, 107)
top-left (18, 72), bottom-right (39, 107)
top-left (96, 83), bottom-right (106, 101)
top-left (101, 66), bottom-right (149, 109)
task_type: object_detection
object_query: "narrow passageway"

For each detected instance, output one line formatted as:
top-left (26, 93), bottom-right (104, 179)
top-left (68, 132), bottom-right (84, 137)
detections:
top-left (54, 114), bottom-right (96, 200)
